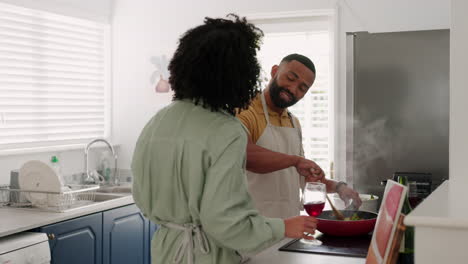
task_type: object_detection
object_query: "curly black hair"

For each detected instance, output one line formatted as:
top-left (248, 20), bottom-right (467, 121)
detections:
top-left (169, 14), bottom-right (264, 115)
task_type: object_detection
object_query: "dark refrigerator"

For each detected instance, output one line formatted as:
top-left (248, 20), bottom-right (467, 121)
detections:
top-left (346, 29), bottom-right (450, 202)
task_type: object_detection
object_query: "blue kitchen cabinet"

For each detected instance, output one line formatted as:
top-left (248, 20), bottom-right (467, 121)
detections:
top-left (36, 204), bottom-right (154, 264)
top-left (103, 204), bottom-right (149, 264)
top-left (39, 213), bottom-right (103, 264)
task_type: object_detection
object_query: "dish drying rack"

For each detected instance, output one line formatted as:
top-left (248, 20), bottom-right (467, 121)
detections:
top-left (0, 184), bottom-right (99, 212)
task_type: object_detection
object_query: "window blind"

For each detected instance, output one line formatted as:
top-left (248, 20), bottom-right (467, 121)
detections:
top-left (0, 2), bottom-right (110, 151)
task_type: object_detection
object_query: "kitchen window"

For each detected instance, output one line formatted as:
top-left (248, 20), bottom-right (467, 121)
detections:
top-left (0, 2), bottom-right (111, 153)
top-left (253, 11), bottom-right (336, 176)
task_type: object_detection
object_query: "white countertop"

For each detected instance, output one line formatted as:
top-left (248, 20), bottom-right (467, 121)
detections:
top-left (248, 239), bottom-right (366, 264)
top-left (0, 195), bottom-right (134, 238)
top-left (405, 180), bottom-right (468, 229)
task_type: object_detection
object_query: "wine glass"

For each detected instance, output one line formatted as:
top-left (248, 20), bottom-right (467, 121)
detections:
top-left (301, 182), bottom-right (326, 245)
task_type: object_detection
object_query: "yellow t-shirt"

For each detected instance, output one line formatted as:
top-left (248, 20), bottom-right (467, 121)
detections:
top-left (236, 93), bottom-right (301, 143)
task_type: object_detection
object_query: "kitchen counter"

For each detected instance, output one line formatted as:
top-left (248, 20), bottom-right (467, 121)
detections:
top-left (0, 195), bottom-right (134, 238)
top-left (249, 238), bottom-right (366, 264)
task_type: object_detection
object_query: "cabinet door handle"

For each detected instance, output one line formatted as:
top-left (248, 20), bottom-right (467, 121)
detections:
top-left (48, 233), bottom-right (56, 240)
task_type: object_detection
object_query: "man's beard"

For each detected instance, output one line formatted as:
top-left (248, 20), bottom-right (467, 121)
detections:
top-left (269, 79), bottom-right (298, 108)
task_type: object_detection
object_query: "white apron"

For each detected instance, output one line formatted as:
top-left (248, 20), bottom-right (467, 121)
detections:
top-left (246, 93), bottom-right (303, 219)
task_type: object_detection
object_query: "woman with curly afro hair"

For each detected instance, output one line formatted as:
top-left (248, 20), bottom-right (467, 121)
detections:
top-left (132, 14), bottom-right (317, 264)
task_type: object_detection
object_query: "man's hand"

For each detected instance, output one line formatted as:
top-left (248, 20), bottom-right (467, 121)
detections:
top-left (337, 185), bottom-right (362, 208)
top-left (295, 157), bottom-right (325, 181)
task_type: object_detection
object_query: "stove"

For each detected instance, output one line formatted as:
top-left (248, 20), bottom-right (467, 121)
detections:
top-left (278, 233), bottom-right (371, 258)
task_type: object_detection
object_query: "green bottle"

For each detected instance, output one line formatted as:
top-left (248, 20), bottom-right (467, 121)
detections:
top-left (51, 155), bottom-right (65, 186)
top-left (398, 176), bottom-right (414, 264)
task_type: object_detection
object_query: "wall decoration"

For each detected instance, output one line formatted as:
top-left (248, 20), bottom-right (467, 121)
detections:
top-left (150, 55), bottom-right (171, 93)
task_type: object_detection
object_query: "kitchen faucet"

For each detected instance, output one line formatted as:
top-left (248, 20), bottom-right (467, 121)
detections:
top-left (84, 139), bottom-right (118, 185)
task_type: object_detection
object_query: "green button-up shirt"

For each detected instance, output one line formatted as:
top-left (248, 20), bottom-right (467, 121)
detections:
top-left (132, 100), bottom-right (284, 264)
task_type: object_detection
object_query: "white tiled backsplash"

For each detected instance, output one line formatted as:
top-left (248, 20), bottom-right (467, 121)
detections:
top-left (0, 146), bottom-right (123, 185)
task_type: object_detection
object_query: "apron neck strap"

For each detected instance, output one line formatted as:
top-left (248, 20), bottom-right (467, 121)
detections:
top-left (260, 92), bottom-right (271, 124)
top-left (261, 92), bottom-right (296, 128)
top-left (289, 112), bottom-right (297, 128)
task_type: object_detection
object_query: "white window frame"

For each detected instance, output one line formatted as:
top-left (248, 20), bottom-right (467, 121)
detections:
top-left (247, 9), bottom-right (338, 179)
top-left (0, 2), bottom-right (112, 156)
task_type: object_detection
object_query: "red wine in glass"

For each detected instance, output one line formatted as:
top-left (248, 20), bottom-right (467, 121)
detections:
top-left (304, 202), bottom-right (325, 217)
top-left (301, 182), bottom-right (326, 246)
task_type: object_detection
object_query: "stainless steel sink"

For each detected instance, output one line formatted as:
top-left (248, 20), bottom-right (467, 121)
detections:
top-left (5, 178), bottom-right (133, 213)
top-left (53, 192), bottom-right (132, 212)
top-left (96, 184), bottom-right (132, 194)
top-left (6, 193), bottom-right (130, 213)
top-left (93, 193), bottom-right (127, 202)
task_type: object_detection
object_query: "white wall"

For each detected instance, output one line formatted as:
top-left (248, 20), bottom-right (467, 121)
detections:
top-left (112, 0), bottom-right (450, 174)
top-left (449, 0), bottom-right (468, 208)
top-left (111, 0), bottom-right (337, 169)
top-left (337, 0), bottom-right (449, 33)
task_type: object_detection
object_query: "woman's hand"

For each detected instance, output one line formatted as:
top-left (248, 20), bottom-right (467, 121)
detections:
top-left (284, 216), bottom-right (318, 239)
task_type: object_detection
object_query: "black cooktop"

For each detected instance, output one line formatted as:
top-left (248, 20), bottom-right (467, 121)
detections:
top-left (278, 234), bottom-right (372, 258)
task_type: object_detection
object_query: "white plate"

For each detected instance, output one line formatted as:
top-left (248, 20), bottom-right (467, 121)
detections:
top-left (18, 160), bottom-right (62, 207)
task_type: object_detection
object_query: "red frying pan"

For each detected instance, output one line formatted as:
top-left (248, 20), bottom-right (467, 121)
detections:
top-left (317, 210), bottom-right (378, 236)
